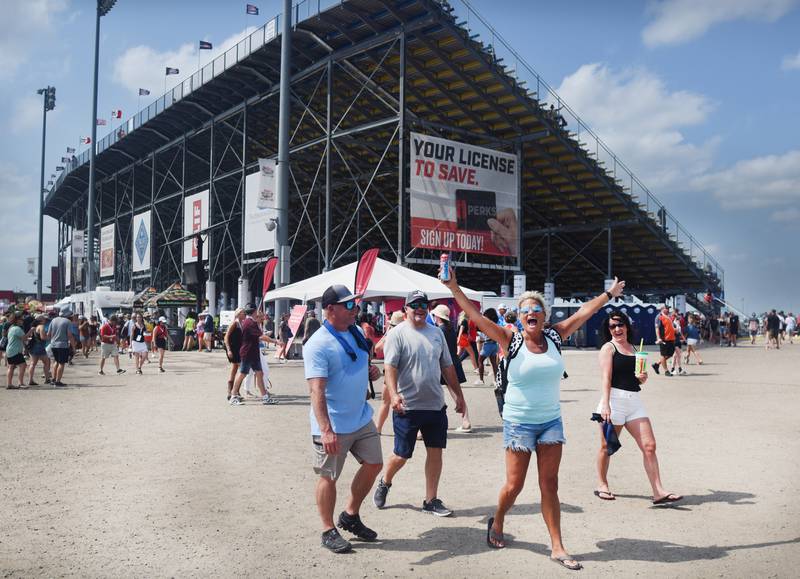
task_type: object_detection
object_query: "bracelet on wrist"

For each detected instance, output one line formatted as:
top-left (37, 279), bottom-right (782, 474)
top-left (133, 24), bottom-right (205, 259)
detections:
top-left (604, 290), bottom-right (613, 300)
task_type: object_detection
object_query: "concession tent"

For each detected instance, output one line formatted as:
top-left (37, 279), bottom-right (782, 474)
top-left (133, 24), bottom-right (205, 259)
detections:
top-left (263, 258), bottom-right (488, 303)
top-left (143, 282), bottom-right (197, 308)
top-left (128, 286), bottom-right (159, 308)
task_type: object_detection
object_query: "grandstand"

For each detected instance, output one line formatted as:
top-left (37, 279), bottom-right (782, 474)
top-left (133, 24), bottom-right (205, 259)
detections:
top-left (44, 0), bottom-right (723, 309)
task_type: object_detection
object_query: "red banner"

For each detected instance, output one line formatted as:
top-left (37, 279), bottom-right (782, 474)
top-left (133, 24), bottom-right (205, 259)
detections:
top-left (261, 257), bottom-right (279, 303)
top-left (284, 305), bottom-right (307, 352)
top-left (354, 248), bottom-right (380, 303)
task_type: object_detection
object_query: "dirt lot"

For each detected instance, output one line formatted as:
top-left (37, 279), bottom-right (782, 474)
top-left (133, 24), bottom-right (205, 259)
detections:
top-left (1, 341), bottom-right (798, 577)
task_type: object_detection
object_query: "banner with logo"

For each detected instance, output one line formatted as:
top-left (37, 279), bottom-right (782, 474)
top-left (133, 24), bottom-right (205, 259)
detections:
top-left (65, 247), bottom-right (71, 288)
top-left (284, 304), bottom-right (308, 352)
top-left (100, 223), bottom-right (115, 278)
top-left (132, 210), bottom-right (152, 272)
top-left (409, 132), bottom-right (519, 257)
top-left (72, 229), bottom-right (85, 258)
top-left (244, 158), bottom-right (277, 254)
top-left (183, 189), bottom-right (209, 263)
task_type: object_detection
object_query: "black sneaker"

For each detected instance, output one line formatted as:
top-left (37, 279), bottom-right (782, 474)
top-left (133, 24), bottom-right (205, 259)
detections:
top-left (117, 369), bottom-right (126, 374)
top-left (664, 370), bottom-right (673, 377)
top-left (321, 528), bottom-right (352, 553)
top-left (54, 381), bottom-right (67, 387)
top-left (373, 478), bottom-right (391, 509)
top-left (651, 362), bottom-right (660, 375)
top-left (337, 511), bottom-right (377, 541)
top-left (422, 498), bottom-right (452, 517)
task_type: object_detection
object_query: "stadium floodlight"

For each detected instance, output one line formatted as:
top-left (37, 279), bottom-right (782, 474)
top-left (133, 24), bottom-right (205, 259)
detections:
top-left (87, 0), bottom-right (118, 291)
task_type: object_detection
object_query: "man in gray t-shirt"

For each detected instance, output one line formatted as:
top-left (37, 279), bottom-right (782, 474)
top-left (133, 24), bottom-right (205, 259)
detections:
top-left (373, 290), bottom-right (465, 517)
top-left (48, 310), bottom-right (75, 386)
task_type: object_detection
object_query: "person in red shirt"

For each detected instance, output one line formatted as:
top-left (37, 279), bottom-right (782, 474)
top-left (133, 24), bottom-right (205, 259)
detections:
top-left (98, 315), bottom-right (126, 375)
top-left (228, 305), bottom-right (282, 406)
top-left (652, 305), bottom-right (676, 376)
top-left (153, 317), bottom-right (169, 373)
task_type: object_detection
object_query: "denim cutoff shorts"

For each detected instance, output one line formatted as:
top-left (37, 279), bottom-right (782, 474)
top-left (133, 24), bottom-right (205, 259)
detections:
top-left (503, 417), bottom-right (565, 452)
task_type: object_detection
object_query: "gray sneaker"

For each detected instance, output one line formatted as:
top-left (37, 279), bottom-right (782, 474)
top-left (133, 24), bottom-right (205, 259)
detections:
top-left (321, 528), bottom-right (352, 553)
top-left (422, 498), bottom-right (452, 517)
top-left (373, 478), bottom-right (391, 509)
top-left (229, 395), bottom-right (244, 406)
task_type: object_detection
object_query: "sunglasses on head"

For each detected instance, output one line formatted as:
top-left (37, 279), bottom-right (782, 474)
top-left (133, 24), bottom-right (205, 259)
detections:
top-left (407, 302), bottom-right (429, 310)
top-left (608, 322), bottom-right (626, 329)
top-left (519, 304), bottom-right (544, 314)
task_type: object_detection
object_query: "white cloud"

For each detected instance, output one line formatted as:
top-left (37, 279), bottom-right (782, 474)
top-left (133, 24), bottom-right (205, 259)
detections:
top-left (770, 207), bottom-right (800, 221)
top-left (112, 27), bottom-right (255, 98)
top-left (690, 150), bottom-right (800, 209)
top-left (0, 0), bottom-right (69, 79)
top-left (10, 95), bottom-right (47, 134)
top-left (555, 63), bottom-right (718, 192)
top-left (642, 0), bottom-right (798, 47)
top-left (781, 49), bottom-right (800, 70)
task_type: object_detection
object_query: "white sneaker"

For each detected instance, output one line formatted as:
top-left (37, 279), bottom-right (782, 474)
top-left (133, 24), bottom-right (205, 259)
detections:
top-left (473, 378), bottom-right (484, 385)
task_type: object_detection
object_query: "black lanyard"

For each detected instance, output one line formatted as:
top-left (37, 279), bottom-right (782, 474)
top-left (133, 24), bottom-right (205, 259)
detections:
top-left (323, 320), bottom-right (370, 361)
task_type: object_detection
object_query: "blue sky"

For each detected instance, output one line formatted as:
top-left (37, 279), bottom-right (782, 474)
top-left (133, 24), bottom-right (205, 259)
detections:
top-left (1, 0), bottom-right (798, 314)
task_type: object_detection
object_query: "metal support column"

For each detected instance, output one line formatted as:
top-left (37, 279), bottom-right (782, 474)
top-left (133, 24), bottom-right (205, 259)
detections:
top-left (607, 226), bottom-right (612, 278)
top-left (396, 28), bottom-right (406, 264)
top-left (324, 58), bottom-right (332, 271)
top-left (275, 0), bottom-right (292, 302)
top-left (241, 103), bottom-right (247, 275)
top-left (546, 233), bottom-right (551, 281)
top-left (515, 140), bottom-right (523, 272)
top-left (179, 136), bottom-right (186, 285)
top-left (151, 150), bottom-right (157, 287)
top-left (37, 91), bottom-right (48, 299)
top-left (86, 7), bottom-right (102, 291)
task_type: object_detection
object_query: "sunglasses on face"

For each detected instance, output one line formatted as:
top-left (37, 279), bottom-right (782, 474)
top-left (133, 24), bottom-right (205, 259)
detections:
top-left (407, 302), bottom-right (429, 310)
top-left (519, 305), bottom-right (544, 314)
top-left (341, 300), bottom-right (356, 310)
top-left (608, 323), bottom-right (626, 330)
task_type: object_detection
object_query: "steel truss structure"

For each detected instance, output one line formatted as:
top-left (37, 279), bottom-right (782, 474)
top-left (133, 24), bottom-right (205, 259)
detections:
top-left (46, 0), bottom-right (723, 306)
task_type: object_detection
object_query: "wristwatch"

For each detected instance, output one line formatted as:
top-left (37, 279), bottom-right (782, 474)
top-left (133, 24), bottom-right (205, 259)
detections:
top-left (604, 290), bottom-right (613, 300)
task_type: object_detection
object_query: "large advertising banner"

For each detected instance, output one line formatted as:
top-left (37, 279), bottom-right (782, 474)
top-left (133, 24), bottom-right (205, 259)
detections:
top-left (100, 223), bottom-right (115, 278)
top-left (183, 189), bottom-right (209, 263)
top-left (132, 210), bottom-right (152, 272)
top-left (409, 132), bottom-right (519, 256)
top-left (65, 246), bottom-right (71, 288)
top-left (72, 229), bottom-right (84, 258)
top-left (244, 158), bottom-right (277, 254)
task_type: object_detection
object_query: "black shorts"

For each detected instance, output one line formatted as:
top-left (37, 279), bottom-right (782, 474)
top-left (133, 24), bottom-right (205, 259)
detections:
top-left (392, 406), bottom-right (448, 459)
top-left (52, 347), bottom-right (70, 364)
top-left (227, 352), bottom-right (241, 364)
top-left (6, 353), bottom-right (26, 366)
top-left (155, 338), bottom-right (167, 350)
top-left (659, 341), bottom-right (675, 358)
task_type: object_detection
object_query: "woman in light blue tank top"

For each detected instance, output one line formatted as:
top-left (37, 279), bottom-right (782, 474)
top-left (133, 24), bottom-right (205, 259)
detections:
top-left (444, 265), bottom-right (626, 571)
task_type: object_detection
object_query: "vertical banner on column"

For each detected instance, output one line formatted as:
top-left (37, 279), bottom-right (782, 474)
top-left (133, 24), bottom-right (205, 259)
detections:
top-left (409, 132), bottom-right (519, 257)
top-left (132, 210), bottom-right (152, 272)
top-left (65, 246), bottom-right (72, 288)
top-left (183, 189), bottom-right (209, 263)
top-left (244, 159), bottom-right (276, 254)
top-left (72, 229), bottom-right (84, 259)
top-left (100, 224), bottom-right (115, 278)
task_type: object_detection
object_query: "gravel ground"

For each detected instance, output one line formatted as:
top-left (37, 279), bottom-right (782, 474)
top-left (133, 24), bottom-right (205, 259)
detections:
top-left (1, 340), bottom-right (798, 577)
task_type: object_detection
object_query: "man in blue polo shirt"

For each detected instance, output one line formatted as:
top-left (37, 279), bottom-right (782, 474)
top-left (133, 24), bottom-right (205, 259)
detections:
top-left (304, 284), bottom-right (383, 554)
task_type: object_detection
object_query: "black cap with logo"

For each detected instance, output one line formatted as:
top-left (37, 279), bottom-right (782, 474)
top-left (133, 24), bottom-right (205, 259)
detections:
top-left (321, 284), bottom-right (360, 308)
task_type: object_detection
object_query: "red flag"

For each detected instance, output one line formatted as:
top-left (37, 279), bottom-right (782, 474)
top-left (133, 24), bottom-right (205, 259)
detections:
top-left (354, 248), bottom-right (380, 304)
top-left (81, 136), bottom-right (92, 144)
top-left (111, 110), bottom-right (122, 119)
top-left (261, 256), bottom-right (279, 303)
top-left (283, 305), bottom-right (307, 352)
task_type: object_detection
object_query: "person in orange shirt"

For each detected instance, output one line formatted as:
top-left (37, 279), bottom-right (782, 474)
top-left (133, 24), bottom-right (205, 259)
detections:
top-left (652, 305), bottom-right (675, 376)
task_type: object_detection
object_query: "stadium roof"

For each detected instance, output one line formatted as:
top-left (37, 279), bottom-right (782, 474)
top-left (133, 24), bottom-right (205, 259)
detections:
top-left (45, 0), bottom-right (722, 299)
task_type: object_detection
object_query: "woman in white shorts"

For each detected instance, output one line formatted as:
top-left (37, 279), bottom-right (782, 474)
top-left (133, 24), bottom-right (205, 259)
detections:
top-left (595, 312), bottom-right (682, 505)
top-left (130, 313), bottom-right (149, 375)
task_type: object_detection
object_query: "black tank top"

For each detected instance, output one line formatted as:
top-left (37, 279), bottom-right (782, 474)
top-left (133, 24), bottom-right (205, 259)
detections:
top-left (229, 323), bottom-right (242, 351)
top-left (610, 343), bottom-right (640, 392)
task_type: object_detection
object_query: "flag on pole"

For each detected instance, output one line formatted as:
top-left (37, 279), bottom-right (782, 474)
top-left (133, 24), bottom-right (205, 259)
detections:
top-left (81, 136), bottom-right (92, 144)
top-left (96, 118), bottom-right (107, 126)
top-left (165, 67), bottom-right (180, 75)
top-left (138, 88), bottom-right (150, 96)
top-left (61, 157), bottom-right (69, 163)
top-left (111, 110), bottom-right (122, 118)
top-left (56, 166), bottom-right (64, 171)
top-left (246, 4), bottom-right (259, 15)
top-left (66, 147), bottom-right (76, 153)
top-left (261, 256), bottom-right (279, 304)
top-left (354, 248), bottom-right (380, 304)
top-left (199, 40), bottom-right (213, 50)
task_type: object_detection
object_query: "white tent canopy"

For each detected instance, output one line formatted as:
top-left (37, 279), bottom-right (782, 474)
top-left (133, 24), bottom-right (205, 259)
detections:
top-left (263, 258), bottom-right (488, 303)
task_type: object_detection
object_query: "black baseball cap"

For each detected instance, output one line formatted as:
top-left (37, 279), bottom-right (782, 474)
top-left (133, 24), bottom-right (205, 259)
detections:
top-left (321, 284), bottom-right (360, 308)
top-left (244, 303), bottom-right (256, 315)
top-left (405, 290), bottom-right (429, 306)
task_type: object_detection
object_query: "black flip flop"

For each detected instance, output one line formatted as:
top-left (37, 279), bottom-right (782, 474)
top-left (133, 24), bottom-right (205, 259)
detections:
top-left (652, 493), bottom-right (683, 505)
top-left (551, 556), bottom-right (583, 571)
top-left (594, 489), bottom-right (615, 501)
top-left (486, 517), bottom-right (505, 549)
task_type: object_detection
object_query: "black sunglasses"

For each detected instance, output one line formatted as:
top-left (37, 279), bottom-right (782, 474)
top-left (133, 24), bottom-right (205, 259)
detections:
top-left (406, 302), bottom-right (429, 310)
top-left (608, 322), bottom-right (626, 329)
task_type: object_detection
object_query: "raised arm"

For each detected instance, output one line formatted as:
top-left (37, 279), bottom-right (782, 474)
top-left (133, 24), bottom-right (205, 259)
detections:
top-left (439, 264), bottom-right (512, 351)
top-left (554, 277), bottom-right (626, 339)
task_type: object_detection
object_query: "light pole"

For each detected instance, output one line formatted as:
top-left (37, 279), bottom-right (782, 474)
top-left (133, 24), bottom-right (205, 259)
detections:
top-left (86, 0), bottom-right (117, 292)
top-left (275, 0), bottom-right (291, 318)
top-left (36, 86), bottom-right (56, 300)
